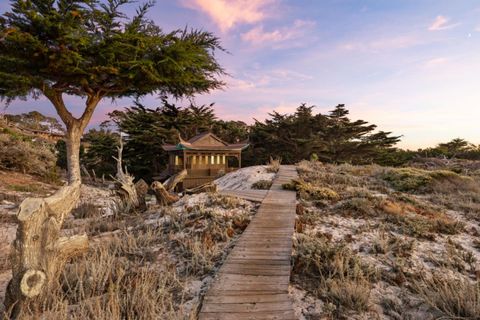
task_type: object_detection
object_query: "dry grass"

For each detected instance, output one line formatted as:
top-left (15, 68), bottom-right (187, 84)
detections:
top-left (293, 160), bottom-right (480, 319)
top-left (72, 202), bottom-right (103, 219)
top-left (3, 188), bottom-right (256, 319)
top-left (266, 157), bottom-right (281, 173)
top-left (412, 272), bottom-right (480, 319)
top-left (426, 239), bottom-right (477, 276)
top-left (10, 229), bottom-right (185, 319)
top-left (371, 230), bottom-right (415, 257)
top-left (163, 201), bottom-right (252, 276)
top-left (292, 234), bottom-right (377, 315)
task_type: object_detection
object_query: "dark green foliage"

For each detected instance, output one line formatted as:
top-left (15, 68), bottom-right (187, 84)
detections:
top-left (55, 140), bottom-right (67, 169)
top-left (418, 138), bottom-right (480, 160)
top-left (0, 0), bottom-right (225, 102)
top-left (109, 99), bottom-right (249, 180)
top-left (55, 139), bottom-right (84, 170)
top-left (82, 128), bottom-right (119, 177)
top-left (247, 103), bottom-right (401, 165)
top-left (109, 102), bottom-right (174, 180)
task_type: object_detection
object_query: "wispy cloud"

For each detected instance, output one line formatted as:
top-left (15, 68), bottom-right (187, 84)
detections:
top-left (241, 19), bottom-right (316, 48)
top-left (340, 35), bottom-right (419, 52)
top-left (428, 15), bottom-right (460, 31)
top-left (181, 0), bottom-right (276, 32)
top-left (424, 57), bottom-right (448, 68)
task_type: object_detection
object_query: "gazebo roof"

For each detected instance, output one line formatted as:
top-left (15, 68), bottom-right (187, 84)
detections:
top-left (162, 132), bottom-right (249, 152)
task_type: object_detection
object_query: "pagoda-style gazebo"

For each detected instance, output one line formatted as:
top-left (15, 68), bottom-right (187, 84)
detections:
top-left (162, 132), bottom-right (249, 189)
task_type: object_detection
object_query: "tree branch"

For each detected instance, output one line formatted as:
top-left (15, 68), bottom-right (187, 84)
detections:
top-left (42, 85), bottom-right (75, 127)
top-left (79, 93), bottom-right (101, 131)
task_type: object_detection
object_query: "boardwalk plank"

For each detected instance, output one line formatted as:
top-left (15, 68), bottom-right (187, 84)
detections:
top-left (199, 166), bottom-right (298, 320)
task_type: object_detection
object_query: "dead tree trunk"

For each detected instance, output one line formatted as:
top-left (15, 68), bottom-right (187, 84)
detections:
top-left (4, 182), bottom-right (88, 317)
top-left (151, 169), bottom-right (187, 206)
top-left (111, 138), bottom-right (142, 212)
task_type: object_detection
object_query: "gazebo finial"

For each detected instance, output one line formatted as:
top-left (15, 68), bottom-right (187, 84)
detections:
top-left (178, 132), bottom-right (187, 144)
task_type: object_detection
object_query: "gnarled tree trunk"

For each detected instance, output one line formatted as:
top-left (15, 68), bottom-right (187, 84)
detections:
top-left (4, 182), bottom-right (88, 317)
top-left (4, 93), bottom-right (100, 317)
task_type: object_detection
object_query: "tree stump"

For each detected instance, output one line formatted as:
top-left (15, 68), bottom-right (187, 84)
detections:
top-left (135, 179), bottom-right (149, 211)
top-left (4, 182), bottom-right (88, 317)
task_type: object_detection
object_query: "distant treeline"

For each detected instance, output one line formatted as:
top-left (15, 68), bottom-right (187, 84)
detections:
top-left (68, 100), bottom-right (479, 181)
top-left (4, 103), bottom-right (479, 182)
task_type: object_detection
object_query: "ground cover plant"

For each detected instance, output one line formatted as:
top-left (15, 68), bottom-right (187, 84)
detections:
top-left (0, 186), bottom-right (258, 319)
top-left (291, 160), bottom-right (480, 319)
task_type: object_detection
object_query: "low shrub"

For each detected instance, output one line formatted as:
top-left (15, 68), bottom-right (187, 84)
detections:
top-left (251, 179), bottom-right (272, 190)
top-left (292, 234), bottom-right (377, 314)
top-left (382, 167), bottom-right (479, 193)
top-left (378, 199), bottom-right (464, 238)
top-left (283, 179), bottom-right (339, 201)
top-left (0, 133), bottom-right (56, 178)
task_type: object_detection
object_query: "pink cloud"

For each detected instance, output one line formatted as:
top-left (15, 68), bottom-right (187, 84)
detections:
top-left (241, 19), bottom-right (316, 47)
top-left (428, 15), bottom-right (459, 31)
top-left (181, 0), bottom-right (276, 32)
top-left (424, 57), bottom-right (448, 68)
top-left (340, 35), bottom-right (419, 52)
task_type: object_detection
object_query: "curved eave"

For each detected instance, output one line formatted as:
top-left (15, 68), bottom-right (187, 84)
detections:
top-left (162, 143), bottom-right (250, 152)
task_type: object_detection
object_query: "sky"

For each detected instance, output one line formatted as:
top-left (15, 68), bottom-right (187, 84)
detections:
top-left (2, 0), bottom-right (480, 149)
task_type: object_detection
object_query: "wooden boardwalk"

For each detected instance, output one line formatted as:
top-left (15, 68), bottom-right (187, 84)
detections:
top-left (199, 166), bottom-right (298, 320)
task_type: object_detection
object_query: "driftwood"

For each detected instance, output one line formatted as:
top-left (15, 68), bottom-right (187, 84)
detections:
top-left (151, 169), bottom-right (187, 206)
top-left (4, 182), bottom-right (88, 317)
top-left (151, 181), bottom-right (180, 206)
top-left (185, 182), bottom-right (217, 195)
top-left (163, 169), bottom-right (187, 191)
top-left (111, 138), bottom-right (141, 212)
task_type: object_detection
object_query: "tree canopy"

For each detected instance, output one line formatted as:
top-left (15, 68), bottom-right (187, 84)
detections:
top-left (0, 0), bottom-right (226, 182)
top-left (0, 0), bottom-right (225, 102)
top-left (248, 104), bottom-right (401, 165)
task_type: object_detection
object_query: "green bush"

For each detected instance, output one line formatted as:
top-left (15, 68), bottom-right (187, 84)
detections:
top-left (381, 167), bottom-right (478, 193)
